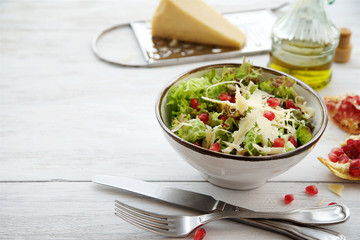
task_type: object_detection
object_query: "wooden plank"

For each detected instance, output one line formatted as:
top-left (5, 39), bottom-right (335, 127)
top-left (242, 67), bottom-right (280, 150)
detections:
top-left (0, 181), bottom-right (359, 240)
top-left (1, 0), bottom-right (359, 183)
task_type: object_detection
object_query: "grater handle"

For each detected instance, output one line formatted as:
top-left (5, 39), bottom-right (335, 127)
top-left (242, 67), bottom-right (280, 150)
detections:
top-left (92, 23), bottom-right (150, 67)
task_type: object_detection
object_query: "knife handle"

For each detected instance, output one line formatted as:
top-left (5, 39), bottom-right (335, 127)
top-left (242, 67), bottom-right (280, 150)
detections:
top-left (233, 218), bottom-right (345, 240)
top-left (235, 204), bottom-right (350, 225)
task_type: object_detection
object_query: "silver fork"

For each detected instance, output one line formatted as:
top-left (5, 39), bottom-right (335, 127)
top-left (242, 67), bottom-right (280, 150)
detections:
top-left (114, 200), bottom-right (349, 238)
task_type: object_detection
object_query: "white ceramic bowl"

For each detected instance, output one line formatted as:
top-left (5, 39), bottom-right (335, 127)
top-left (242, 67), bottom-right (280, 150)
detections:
top-left (155, 63), bottom-right (328, 190)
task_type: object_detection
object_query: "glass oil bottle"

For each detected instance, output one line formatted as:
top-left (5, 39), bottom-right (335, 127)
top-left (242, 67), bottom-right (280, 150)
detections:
top-left (268, 0), bottom-right (340, 90)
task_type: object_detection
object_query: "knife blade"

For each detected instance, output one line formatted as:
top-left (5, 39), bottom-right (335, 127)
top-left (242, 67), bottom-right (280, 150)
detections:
top-left (92, 174), bottom-right (229, 213)
top-left (92, 175), bottom-right (345, 240)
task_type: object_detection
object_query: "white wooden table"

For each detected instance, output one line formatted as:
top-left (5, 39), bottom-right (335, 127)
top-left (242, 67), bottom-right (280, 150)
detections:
top-left (1, 0), bottom-right (359, 239)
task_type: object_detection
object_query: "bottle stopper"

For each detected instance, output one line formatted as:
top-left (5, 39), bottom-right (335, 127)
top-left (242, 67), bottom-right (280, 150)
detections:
top-left (334, 27), bottom-right (352, 63)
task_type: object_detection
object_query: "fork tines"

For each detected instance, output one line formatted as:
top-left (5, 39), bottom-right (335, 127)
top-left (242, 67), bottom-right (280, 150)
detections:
top-left (114, 200), bottom-right (172, 235)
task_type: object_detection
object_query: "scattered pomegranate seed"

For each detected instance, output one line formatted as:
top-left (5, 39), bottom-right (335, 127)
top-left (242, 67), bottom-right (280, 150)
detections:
top-left (274, 138), bottom-right (285, 148)
top-left (219, 93), bottom-right (232, 101)
top-left (305, 185), bottom-right (318, 195)
top-left (230, 96), bottom-right (236, 103)
top-left (286, 99), bottom-right (297, 109)
top-left (288, 136), bottom-right (297, 148)
top-left (264, 110), bottom-right (275, 121)
top-left (349, 159), bottom-right (360, 177)
top-left (284, 194), bottom-right (294, 204)
top-left (198, 113), bottom-right (209, 124)
top-left (190, 98), bottom-right (199, 110)
top-left (193, 228), bottom-right (206, 240)
top-left (267, 97), bottom-right (280, 108)
top-left (209, 142), bottom-right (221, 152)
top-left (193, 142), bottom-right (201, 146)
top-left (328, 202), bottom-right (337, 205)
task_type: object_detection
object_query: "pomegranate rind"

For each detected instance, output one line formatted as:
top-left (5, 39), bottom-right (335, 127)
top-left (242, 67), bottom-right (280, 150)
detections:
top-left (318, 157), bottom-right (360, 181)
top-left (318, 135), bottom-right (360, 181)
top-left (324, 94), bottom-right (360, 135)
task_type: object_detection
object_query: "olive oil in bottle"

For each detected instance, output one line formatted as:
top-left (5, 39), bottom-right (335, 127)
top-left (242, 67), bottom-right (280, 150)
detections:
top-left (269, 0), bottom-right (339, 90)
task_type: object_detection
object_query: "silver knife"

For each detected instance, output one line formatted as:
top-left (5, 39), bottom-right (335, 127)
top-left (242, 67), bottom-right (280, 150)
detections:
top-left (92, 175), bottom-right (345, 240)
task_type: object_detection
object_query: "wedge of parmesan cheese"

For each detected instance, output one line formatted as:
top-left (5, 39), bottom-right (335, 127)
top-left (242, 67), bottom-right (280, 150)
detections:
top-left (151, 0), bottom-right (246, 49)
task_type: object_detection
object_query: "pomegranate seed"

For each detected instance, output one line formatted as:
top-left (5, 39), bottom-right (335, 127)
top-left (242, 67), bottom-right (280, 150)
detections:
top-left (286, 99), bottom-right (297, 109)
top-left (328, 152), bottom-right (339, 163)
top-left (331, 147), bottom-right (344, 156)
top-left (218, 115), bottom-right (227, 122)
top-left (198, 113), bottom-right (209, 124)
top-left (305, 185), bottom-right (318, 195)
top-left (209, 142), bottom-right (220, 152)
top-left (267, 97), bottom-right (280, 108)
top-left (218, 115), bottom-right (229, 128)
top-left (326, 100), bottom-right (336, 111)
top-left (274, 138), bottom-right (285, 148)
top-left (349, 144), bottom-right (356, 151)
top-left (345, 147), bottom-right (358, 159)
top-left (230, 96), bottom-right (236, 103)
top-left (328, 202), bottom-right (337, 205)
top-left (338, 154), bottom-right (349, 163)
top-left (288, 136), bottom-right (297, 148)
top-left (355, 95), bottom-right (360, 103)
top-left (193, 228), bottom-right (206, 240)
top-left (193, 142), bottom-right (201, 146)
top-left (347, 139), bottom-right (354, 145)
top-left (354, 140), bottom-right (360, 152)
top-left (349, 159), bottom-right (360, 177)
top-left (219, 93), bottom-right (232, 101)
top-left (341, 144), bottom-right (351, 152)
top-left (264, 111), bottom-right (275, 121)
top-left (190, 98), bottom-right (199, 110)
top-left (284, 194), bottom-right (294, 204)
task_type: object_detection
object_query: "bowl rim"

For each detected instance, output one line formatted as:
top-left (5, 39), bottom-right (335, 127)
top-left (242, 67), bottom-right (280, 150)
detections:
top-left (155, 63), bottom-right (328, 162)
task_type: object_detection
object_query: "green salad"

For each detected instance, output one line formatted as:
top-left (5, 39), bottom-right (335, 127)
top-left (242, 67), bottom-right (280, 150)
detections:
top-left (167, 60), bottom-right (315, 156)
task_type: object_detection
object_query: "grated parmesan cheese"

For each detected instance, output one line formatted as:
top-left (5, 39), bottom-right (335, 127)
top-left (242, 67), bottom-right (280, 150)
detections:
top-left (197, 78), bottom-right (314, 155)
top-left (328, 184), bottom-right (344, 197)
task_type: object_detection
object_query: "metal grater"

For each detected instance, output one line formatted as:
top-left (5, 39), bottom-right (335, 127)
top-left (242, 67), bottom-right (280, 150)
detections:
top-left (92, 9), bottom-right (277, 67)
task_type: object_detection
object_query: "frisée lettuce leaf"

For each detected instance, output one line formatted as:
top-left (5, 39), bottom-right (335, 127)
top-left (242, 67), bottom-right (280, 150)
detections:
top-left (167, 59), bottom-right (315, 156)
top-left (260, 76), bottom-right (297, 99)
top-left (167, 70), bottom-right (227, 122)
top-left (176, 118), bottom-right (206, 143)
top-left (243, 127), bottom-right (263, 156)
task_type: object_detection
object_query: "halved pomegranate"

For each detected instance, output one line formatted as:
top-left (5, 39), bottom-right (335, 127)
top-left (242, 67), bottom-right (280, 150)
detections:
top-left (324, 94), bottom-right (360, 134)
top-left (318, 135), bottom-right (360, 180)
